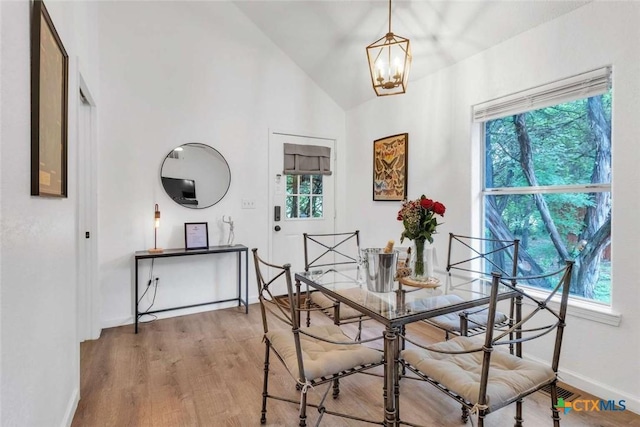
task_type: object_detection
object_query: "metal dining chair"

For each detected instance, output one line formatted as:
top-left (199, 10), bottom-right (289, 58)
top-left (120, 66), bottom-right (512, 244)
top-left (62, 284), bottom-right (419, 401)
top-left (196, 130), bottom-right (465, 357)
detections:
top-left (303, 231), bottom-right (371, 339)
top-left (252, 248), bottom-right (384, 426)
top-left (423, 233), bottom-right (520, 340)
top-left (400, 261), bottom-right (574, 426)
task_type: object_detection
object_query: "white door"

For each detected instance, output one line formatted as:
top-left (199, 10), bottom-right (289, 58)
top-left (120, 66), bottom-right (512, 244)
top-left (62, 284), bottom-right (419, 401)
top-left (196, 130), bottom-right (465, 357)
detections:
top-left (268, 132), bottom-right (336, 292)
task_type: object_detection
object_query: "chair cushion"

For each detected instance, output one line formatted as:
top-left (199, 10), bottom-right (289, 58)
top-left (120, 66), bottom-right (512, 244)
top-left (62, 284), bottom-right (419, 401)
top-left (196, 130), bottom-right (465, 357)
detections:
top-left (400, 336), bottom-right (555, 411)
top-left (407, 294), bottom-right (507, 333)
top-left (266, 324), bottom-right (383, 381)
top-left (309, 289), bottom-right (368, 320)
top-left (405, 294), bottom-right (466, 314)
top-left (427, 309), bottom-right (508, 333)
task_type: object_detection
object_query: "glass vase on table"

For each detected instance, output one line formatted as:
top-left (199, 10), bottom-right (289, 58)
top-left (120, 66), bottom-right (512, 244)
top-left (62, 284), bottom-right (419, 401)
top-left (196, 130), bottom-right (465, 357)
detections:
top-left (410, 238), bottom-right (434, 281)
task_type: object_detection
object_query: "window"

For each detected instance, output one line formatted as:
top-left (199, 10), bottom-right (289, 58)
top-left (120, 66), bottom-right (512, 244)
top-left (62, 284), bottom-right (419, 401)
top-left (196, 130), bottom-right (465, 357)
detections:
top-left (478, 68), bottom-right (612, 304)
top-left (285, 174), bottom-right (323, 219)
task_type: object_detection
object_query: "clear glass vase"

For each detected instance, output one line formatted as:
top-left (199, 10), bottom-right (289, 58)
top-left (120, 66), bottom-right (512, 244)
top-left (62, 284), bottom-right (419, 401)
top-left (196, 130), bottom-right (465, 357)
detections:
top-left (410, 238), bottom-right (433, 281)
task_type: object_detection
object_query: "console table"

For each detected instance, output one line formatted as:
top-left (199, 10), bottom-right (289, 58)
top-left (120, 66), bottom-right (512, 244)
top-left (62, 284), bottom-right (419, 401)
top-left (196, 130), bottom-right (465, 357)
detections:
top-left (134, 244), bottom-right (249, 333)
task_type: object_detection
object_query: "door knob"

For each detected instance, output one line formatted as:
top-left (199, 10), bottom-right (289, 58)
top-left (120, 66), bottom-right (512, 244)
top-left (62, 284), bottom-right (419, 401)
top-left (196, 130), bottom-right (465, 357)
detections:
top-left (274, 225), bottom-right (281, 232)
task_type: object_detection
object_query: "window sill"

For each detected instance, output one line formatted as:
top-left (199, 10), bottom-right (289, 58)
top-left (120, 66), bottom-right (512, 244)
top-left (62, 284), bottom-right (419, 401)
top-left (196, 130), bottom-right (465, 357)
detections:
top-left (520, 287), bottom-right (621, 327)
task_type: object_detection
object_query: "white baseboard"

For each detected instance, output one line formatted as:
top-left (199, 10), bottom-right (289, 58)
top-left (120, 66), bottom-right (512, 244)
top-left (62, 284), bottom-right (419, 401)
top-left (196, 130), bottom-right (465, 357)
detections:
top-left (526, 354), bottom-right (639, 415)
top-left (102, 315), bottom-right (134, 329)
top-left (558, 366), bottom-right (639, 415)
top-left (102, 296), bottom-right (259, 330)
top-left (61, 386), bottom-right (79, 427)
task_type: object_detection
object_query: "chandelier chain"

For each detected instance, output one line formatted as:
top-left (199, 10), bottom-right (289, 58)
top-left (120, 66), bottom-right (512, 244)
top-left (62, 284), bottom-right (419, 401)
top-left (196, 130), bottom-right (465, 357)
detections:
top-left (388, 0), bottom-right (392, 34)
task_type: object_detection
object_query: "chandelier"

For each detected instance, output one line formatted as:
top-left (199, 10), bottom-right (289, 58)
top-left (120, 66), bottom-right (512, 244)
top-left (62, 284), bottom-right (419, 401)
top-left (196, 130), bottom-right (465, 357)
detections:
top-left (366, 0), bottom-right (412, 96)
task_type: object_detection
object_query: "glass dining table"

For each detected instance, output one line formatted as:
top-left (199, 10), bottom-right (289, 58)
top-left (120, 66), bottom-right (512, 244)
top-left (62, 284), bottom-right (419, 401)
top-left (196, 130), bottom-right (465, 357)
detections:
top-left (294, 267), bottom-right (516, 427)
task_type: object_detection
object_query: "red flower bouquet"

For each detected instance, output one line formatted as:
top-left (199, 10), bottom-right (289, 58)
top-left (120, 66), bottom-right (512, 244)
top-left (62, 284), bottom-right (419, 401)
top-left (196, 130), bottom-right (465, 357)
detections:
top-left (397, 195), bottom-right (446, 244)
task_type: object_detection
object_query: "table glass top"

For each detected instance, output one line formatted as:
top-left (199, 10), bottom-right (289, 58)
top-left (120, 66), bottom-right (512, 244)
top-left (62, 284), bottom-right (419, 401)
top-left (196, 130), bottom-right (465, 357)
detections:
top-left (295, 267), bottom-right (513, 324)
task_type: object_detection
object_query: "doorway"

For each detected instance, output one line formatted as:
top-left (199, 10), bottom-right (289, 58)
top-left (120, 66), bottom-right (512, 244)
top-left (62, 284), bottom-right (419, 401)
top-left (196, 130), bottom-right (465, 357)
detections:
top-left (77, 74), bottom-right (100, 341)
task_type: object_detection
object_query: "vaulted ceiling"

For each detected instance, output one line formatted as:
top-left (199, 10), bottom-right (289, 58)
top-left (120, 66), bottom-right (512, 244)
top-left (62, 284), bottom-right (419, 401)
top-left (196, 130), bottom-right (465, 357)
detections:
top-left (234, 0), bottom-right (590, 110)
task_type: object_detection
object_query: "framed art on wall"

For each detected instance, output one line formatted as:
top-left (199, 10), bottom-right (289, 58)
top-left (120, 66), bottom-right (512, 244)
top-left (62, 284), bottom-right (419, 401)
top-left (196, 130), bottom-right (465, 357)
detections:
top-left (31, 0), bottom-right (69, 197)
top-left (184, 222), bottom-right (209, 250)
top-left (373, 133), bottom-right (408, 201)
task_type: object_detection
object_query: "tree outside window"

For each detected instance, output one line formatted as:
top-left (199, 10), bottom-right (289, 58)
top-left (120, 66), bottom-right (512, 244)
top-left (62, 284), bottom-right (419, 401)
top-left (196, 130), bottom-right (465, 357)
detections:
top-left (483, 90), bottom-right (612, 303)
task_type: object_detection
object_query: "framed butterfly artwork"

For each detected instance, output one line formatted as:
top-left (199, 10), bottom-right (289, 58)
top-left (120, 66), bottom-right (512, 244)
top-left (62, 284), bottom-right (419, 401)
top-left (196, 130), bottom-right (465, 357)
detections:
top-left (373, 133), bottom-right (408, 201)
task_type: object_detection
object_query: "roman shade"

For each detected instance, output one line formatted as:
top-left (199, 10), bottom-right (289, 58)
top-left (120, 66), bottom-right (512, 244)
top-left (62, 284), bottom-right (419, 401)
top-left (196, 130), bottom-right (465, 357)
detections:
top-left (473, 66), bottom-right (612, 122)
top-left (283, 143), bottom-right (332, 175)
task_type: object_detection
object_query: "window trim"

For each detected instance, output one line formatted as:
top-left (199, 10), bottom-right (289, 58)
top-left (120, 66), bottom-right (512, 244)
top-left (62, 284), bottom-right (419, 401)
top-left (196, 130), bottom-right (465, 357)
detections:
top-left (477, 78), bottom-right (613, 311)
top-left (484, 184), bottom-right (611, 194)
top-left (473, 66), bottom-right (611, 122)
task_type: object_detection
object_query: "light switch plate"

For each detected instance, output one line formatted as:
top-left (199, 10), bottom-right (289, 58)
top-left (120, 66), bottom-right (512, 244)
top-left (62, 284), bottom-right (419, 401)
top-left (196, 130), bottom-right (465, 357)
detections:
top-left (242, 199), bottom-right (256, 209)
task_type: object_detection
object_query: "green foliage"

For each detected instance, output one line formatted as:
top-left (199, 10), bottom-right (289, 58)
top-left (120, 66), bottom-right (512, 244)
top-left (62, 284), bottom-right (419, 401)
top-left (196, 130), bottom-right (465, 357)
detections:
top-left (485, 91), bottom-right (612, 301)
top-left (285, 174), bottom-right (323, 219)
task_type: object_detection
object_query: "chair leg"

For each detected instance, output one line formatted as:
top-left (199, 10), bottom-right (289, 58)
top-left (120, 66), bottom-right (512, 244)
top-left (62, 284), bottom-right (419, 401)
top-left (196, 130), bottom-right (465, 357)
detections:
top-left (514, 399), bottom-right (523, 427)
top-left (260, 343), bottom-right (270, 424)
top-left (332, 378), bottom-right (340, 398)
top-left (355, 318), bottom-right (363, 341)
top-left (400, 326), bottom-right (406, 376)
top-left (478, 411), bottom-right (485, 427)
top-left (299, 386), bottom-right (308, 427)
top-left (550, 383), bottom-right (561, 427)
top-left (394, 361), bottom-right (401, 421)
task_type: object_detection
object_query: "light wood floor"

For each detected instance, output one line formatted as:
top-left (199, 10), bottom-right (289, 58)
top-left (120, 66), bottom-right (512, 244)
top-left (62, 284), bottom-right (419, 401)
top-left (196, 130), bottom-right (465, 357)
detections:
top-left (72, 305), bottom-right (639, 426)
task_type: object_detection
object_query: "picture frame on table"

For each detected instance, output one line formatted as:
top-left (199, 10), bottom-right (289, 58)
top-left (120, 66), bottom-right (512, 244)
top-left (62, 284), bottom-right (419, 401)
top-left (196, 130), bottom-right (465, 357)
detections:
top-left (373, 133), bottom-right (408, 201)
top-left (31, 0), bottom-right (69, 197)
top-left (184, 222), bottom-right (209, 250)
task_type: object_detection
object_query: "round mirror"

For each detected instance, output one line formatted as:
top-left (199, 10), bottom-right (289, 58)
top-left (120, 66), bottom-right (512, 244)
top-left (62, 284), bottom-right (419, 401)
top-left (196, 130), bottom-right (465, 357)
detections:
top-left (160, 143), bottom-right (231, 209)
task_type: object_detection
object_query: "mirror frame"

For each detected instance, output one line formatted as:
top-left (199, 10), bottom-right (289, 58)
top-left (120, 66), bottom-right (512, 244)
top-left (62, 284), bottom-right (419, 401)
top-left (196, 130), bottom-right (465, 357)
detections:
top-left (160, 143), bottom-right (231, 209)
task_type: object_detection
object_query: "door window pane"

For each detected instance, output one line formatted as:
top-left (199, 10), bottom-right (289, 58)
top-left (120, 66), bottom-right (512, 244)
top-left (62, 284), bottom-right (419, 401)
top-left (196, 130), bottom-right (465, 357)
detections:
top-left (312, 196), bottom-right (323, 218)
top-left (312, 175), bottom-right (323, 194)
top-left (299, 196), bottom-right (310, 218)
top-left (300, 175), bottom-right (311, 194)
top-left (285, 174), bottom-right (324, 219)
top-left (286, 175), bottom-right (297, 195)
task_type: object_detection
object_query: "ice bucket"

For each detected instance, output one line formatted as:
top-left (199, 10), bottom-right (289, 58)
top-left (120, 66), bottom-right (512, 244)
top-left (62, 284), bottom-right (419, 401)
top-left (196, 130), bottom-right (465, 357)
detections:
top-left (361, 248), bottom-right (398, 293)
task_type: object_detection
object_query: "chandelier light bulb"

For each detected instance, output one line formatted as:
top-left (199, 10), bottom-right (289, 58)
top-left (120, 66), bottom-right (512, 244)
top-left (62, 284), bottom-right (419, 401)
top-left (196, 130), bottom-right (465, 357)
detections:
top-left (393, 57), bottom-right (402, 78)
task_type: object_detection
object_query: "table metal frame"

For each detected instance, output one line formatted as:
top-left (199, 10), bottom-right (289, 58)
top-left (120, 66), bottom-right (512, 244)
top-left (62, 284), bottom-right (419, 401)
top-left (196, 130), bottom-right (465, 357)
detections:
top-left (134, 244), bottom-right (249, 333)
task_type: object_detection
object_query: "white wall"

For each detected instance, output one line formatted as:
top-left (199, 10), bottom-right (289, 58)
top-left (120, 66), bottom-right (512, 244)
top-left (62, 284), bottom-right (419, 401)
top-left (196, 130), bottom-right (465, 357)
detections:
top-left (347, 1), bottom-right (640, 413)
top-left (0, 0), bottom-right (99, 425)
top-left (97, 1), bottom-right (346, 327)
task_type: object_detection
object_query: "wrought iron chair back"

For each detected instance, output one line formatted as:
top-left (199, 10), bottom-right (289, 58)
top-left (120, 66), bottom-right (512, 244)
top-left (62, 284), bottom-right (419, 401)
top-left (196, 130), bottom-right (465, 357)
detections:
top-left (302, 231), bottom-right (370, 339)
top-left (303, 230), bottom-right (361, 271)
top-left (253, 247), bottom-right (297, 334)
top-left (446, 232), bottom-right (520, 278)
top-left (422, 233), bottom-right (521, 340)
